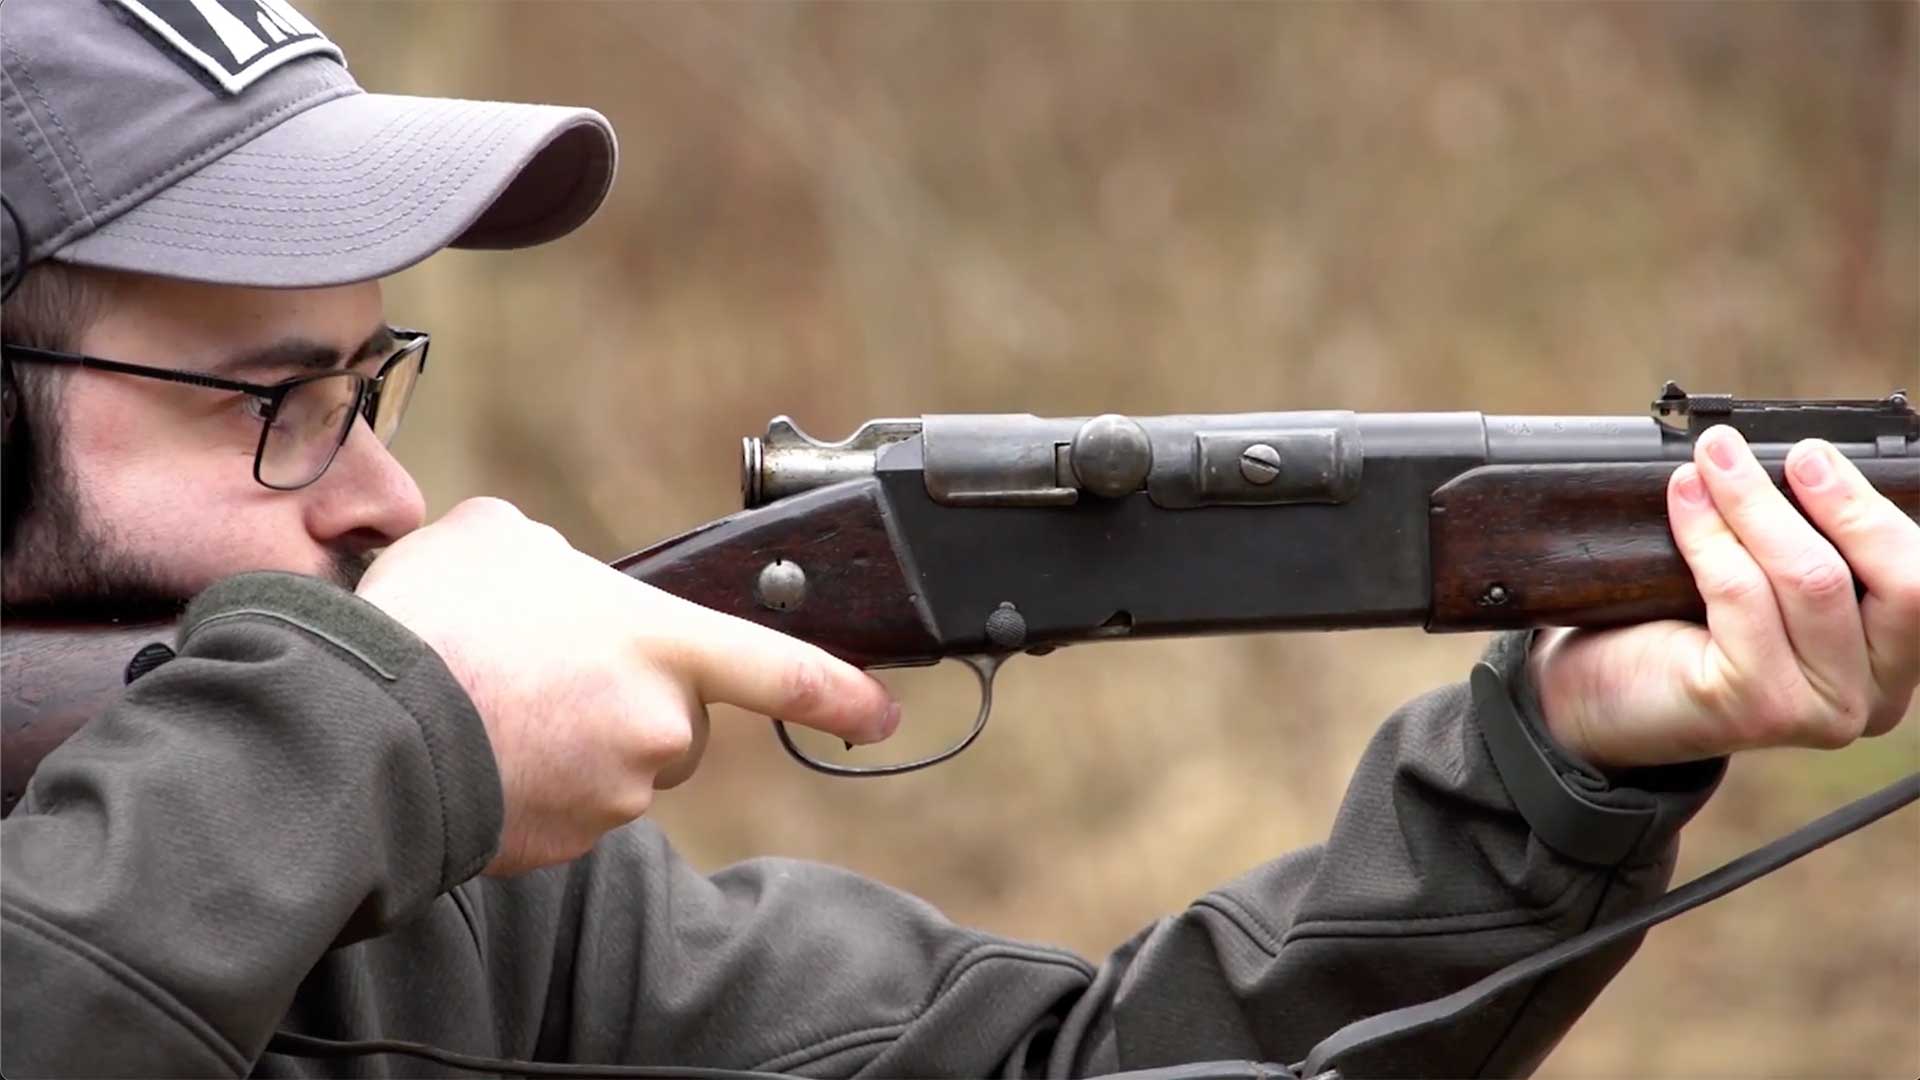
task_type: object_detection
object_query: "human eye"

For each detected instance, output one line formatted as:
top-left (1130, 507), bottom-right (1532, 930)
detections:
top-left (237, 393), bottom-right (274, 423)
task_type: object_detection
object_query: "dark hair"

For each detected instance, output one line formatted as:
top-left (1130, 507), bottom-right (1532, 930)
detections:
top-left (2, 262), bottom-right (110, 553)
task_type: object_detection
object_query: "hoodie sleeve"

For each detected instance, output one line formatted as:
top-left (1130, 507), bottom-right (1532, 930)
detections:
top-left (472, 630), bottom-right (1723, 1078)
top-left (1041, 629), bottom-right (1725, 1077)
top-left (1, 571), bottom-right (503, 1079)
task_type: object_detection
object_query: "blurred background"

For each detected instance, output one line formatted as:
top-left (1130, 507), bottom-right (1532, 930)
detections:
top-left (312, 2), bottom-right (1916, 1076)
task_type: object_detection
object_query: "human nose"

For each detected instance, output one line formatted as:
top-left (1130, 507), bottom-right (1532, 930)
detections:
top-left (301, 416), bottom-right (427, 551)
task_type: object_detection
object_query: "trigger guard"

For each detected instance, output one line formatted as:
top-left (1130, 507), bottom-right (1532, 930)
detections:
top-left (772, 652), bottom-right (1006, 777)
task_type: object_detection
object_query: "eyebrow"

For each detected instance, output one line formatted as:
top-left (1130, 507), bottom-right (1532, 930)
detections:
top-left (209, 324), bottom-right (397, 380)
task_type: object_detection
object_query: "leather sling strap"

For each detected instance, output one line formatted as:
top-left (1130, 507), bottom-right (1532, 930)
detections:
top-left (1295, 770), bottom-right (1920, 1078)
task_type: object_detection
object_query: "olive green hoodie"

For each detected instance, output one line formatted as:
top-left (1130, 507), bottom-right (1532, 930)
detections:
top-left (1, 572), bottom-right (1721, 1078)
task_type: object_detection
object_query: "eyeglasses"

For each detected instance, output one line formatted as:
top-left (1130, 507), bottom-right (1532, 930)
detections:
top-left (1, 329), bottom-right (429, 490)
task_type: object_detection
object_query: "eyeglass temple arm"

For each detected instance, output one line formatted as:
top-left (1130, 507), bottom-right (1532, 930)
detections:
top-left (0, 345), bottom-right (272, 397)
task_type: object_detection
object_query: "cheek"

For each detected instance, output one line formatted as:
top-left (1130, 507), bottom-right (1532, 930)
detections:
top-left (60, 392), bottom-right (322, 591)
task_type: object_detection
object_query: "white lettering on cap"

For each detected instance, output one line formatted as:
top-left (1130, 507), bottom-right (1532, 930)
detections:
top-left (108, 0), bottom-right (345, 95)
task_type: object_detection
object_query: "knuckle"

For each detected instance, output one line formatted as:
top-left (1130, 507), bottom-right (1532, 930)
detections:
top-left (1823, 689), bottom-right (1871, 741)
top-left (1785, 555), bottom-right (1853, 603)
top-left (610, 695), bottom-right (696, 770)
top-left (648, 716), bottom-right (696, 763)
top-left (1705, 566), bottom-right (1770, 606)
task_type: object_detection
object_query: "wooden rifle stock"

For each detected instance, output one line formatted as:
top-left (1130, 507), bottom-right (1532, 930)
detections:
top-left (610, 478), bottom-right (939, 667)
top-left (2, 622), bottom-right (175, 817)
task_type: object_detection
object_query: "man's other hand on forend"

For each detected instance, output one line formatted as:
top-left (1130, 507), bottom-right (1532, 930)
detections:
top-left (1531, 426), bottom-right (1919, 770)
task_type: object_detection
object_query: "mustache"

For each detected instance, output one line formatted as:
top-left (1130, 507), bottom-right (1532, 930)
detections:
top-left (325, 549), bottom-right (377, 591)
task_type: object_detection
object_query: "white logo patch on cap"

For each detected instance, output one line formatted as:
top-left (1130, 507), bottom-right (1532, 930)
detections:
top-left (108, 0), bottom-right (345, 95)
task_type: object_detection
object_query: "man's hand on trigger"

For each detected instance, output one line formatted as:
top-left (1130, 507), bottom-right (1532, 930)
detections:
top-left (1530, 427), bottom-right (1920, 770)
top-left (354, 497), bottom-right (900, 876)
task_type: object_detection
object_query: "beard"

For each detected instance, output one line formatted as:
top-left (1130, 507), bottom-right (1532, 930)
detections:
top-left (1, 424), bottom-right (373, 621)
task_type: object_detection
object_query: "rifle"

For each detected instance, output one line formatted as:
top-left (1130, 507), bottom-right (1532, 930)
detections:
top-left (5, 382), bottom-right (1919, 807)
top-left (3, 383), bottom-right (1918, 1079)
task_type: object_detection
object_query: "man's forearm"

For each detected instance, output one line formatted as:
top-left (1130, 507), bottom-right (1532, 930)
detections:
top-left (1041, 631), bottom-right (1724, 1075)
top-left (465, 632), bottom-right (1721, 1078)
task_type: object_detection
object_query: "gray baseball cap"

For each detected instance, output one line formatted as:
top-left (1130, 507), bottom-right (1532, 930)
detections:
top-left (0, 0), bottom-right (617, 292)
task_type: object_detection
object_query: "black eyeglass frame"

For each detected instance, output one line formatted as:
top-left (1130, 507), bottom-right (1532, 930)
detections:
top-left (1, 329), bottom-right (430, 491)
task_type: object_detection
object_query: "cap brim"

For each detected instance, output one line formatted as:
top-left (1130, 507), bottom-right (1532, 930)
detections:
top-left (52, 91), bottom-right (616, 288)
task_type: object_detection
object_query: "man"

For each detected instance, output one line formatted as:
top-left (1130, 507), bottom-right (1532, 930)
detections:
top-left (2, 2), bottom-right (1913, 1077)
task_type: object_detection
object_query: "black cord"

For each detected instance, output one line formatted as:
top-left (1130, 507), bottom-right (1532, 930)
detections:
top-left (1295, 771), bottom-right (1920, 1078)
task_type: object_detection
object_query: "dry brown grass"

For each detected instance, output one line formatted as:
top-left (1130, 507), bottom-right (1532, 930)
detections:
top-left (315, 3), bottom-right (1918, 1076)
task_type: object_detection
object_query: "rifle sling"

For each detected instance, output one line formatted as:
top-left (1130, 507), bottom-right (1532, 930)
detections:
top-left (1295, 769), bottom-right (1920, 1078)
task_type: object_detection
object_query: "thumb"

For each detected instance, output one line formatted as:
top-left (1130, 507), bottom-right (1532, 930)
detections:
top-left (1531, 621), bottom-right (1723, 769)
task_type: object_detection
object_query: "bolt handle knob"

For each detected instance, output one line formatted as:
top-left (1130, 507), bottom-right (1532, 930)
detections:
top-left (1070, 413), bottom-right (1153, 498)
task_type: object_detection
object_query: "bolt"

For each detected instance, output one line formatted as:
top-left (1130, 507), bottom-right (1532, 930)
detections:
top-left (1071, 414), bottom-right (1153, 498)
top-left (1479, 583), bottom-right (1511, 607)
top-left (1239, 443), bottom-right (1281, 485)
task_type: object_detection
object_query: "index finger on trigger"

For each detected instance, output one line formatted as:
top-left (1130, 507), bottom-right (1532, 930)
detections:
top-left (671, 610), bottom-right (900, 745)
